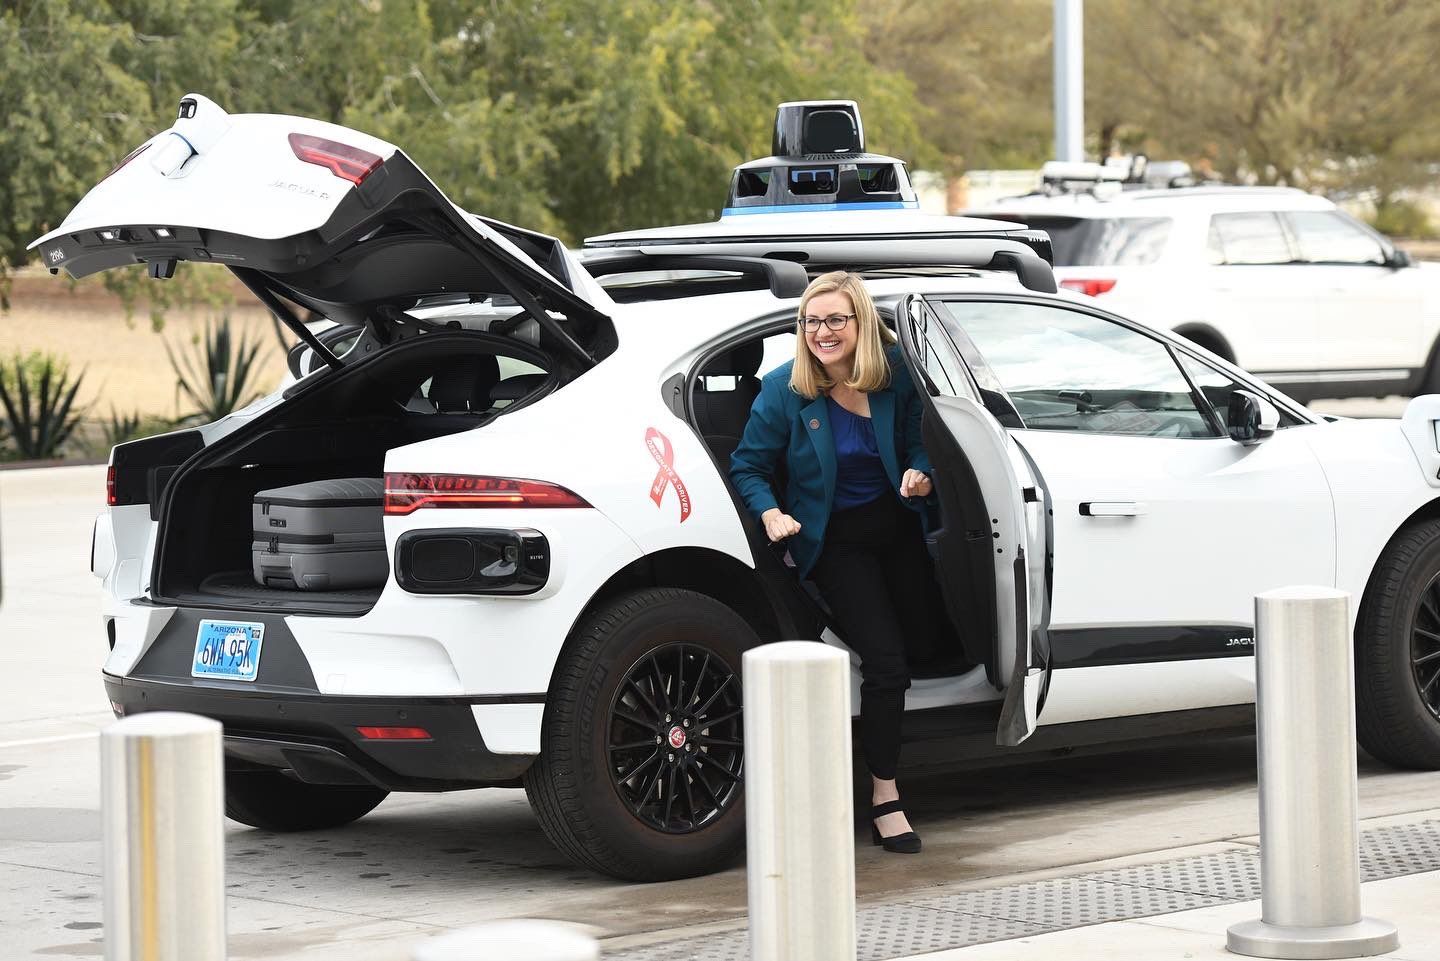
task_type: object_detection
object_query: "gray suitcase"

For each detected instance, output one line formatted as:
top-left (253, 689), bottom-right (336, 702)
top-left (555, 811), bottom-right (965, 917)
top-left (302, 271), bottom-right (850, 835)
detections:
top-left (251, 478), bottom-right (388, 590)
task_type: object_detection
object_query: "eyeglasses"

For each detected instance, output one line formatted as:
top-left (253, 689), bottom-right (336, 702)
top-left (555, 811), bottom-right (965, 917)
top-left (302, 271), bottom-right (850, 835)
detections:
top-left (799, 313), bottom-right (855, 332)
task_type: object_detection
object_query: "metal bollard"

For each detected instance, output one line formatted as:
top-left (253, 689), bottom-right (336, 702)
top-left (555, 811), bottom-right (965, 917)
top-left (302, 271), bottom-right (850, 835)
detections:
top-left (101, 712), bottom-right (226, 961)
top-left (410, 920), bottom-right (597, 960)
top-left (1227, 587), bottom-right (1399, 959)
top-left (744, 642), bottom-right (856, 961)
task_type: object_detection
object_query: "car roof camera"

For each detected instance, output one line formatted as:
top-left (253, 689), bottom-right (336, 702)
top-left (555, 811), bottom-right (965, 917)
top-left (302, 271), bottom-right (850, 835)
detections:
top-left (722, 100), bottom-right (918, 217)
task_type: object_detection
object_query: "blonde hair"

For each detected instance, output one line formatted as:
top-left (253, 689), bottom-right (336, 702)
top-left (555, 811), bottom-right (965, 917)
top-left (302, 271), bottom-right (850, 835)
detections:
top-left (789, 271), bottom-right (896, 400)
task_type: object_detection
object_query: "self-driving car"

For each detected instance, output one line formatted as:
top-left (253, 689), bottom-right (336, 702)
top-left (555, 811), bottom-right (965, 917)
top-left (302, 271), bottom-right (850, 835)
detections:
top-left (42, 96), bottom-right (1440, 881)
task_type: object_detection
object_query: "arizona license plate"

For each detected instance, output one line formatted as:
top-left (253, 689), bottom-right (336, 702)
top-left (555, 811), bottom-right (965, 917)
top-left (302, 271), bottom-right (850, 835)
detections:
top-left (191, 619), bottom-right (265, 681)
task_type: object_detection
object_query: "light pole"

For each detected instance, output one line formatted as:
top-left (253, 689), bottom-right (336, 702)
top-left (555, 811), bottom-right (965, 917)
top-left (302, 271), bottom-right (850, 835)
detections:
top-left (1054, 0), bottom-right (1084, 162)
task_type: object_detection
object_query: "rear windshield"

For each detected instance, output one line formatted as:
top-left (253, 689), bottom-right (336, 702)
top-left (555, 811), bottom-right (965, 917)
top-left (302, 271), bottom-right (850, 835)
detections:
top-left (1023, 216), bottom-right (1172, 266)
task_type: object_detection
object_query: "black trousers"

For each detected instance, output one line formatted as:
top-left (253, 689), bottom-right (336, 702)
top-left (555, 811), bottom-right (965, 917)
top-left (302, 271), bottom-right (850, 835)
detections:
top-left (809, 494), bottom-right (942, 780)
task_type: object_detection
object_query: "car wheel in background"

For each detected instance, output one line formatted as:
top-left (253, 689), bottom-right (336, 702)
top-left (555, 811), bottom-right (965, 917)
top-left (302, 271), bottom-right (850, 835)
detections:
top-left (1175, 327), bottom-right (1234, 363)
top-left (224, 770), bottom-right (389, 831)
top-left (525, 587), bottom-right (758, 881)
top-left (1357, 517), bottom-right (1440, 768)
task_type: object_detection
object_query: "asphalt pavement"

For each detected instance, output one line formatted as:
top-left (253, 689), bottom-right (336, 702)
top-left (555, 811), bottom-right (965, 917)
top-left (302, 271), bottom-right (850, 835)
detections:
top-left (3, 402), bottom-right (1435, 960)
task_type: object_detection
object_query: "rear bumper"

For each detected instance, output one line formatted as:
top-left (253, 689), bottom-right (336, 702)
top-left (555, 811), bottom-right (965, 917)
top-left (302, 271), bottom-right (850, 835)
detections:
top-left (103, 676), bottom-right (536, 792)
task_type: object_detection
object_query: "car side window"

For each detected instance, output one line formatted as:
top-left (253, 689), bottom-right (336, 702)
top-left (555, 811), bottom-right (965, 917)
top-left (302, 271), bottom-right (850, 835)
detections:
top-left (1176, 351), bottom-right (1301, 429)
top-left (934, 300), bottom-right (1218, 438)
top-left (1284, 211), bottom-right (1387, 266)
top-left (1208, 212), bottom-right (1294, 265)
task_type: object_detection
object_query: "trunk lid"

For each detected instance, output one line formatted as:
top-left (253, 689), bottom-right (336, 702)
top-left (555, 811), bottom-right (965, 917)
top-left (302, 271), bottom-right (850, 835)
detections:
top-left (30, 94), bottom-right (612, 369)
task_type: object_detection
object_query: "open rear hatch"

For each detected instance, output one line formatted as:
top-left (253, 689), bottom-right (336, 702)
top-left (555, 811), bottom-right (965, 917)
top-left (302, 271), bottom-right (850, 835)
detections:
top-left (30, 93), bottom-right (614, 371)
top-left (40, 95), bottom-right (616, 614)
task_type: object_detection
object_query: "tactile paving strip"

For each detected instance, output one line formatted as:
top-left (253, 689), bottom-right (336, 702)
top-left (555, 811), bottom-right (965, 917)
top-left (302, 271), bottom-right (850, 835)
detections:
top-left (607, 818), bottom-right (1440, 961)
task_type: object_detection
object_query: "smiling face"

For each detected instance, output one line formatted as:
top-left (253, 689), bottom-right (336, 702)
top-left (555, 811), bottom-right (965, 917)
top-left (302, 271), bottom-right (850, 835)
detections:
top-left (802, 289), bottom-right (859, 373)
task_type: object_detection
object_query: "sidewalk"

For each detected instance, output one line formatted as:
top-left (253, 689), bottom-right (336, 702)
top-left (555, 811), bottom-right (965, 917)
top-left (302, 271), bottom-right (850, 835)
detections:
top-left (605, 808), bottom-right (1440, 961)
top-left (897, 869), bottom-right (1436, 960)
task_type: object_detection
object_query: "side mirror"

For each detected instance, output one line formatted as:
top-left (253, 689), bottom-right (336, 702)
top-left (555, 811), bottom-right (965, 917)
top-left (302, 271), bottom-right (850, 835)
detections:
top-left (1228, 389), bottom-right (1279, 445)
top-left (1387, 248), bottom-right (1414, 269)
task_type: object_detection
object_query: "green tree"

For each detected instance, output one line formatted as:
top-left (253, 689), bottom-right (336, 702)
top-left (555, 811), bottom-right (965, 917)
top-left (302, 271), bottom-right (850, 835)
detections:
top-left (862, 0), bottom-right (1053, 176)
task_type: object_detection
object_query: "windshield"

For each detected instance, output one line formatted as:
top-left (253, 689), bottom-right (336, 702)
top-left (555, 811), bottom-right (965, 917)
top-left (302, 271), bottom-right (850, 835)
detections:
top-left (1023, 216), bottom-right (1172, 266)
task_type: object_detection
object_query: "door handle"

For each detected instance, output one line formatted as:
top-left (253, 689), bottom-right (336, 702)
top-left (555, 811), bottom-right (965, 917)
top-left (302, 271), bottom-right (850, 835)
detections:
top-left (1079, 501), bottom-right (1147, 517)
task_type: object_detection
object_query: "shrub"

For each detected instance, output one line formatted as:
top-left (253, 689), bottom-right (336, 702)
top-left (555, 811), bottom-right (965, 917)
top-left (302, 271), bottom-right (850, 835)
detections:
top-left (0, 352), bottom-right (88, 461)
top-left (1370, 199), bottom-right (1436, 240)
top-left (165, 315), bottom-right (268, 423)
top-left (101, 408), bottom-right (173, 448)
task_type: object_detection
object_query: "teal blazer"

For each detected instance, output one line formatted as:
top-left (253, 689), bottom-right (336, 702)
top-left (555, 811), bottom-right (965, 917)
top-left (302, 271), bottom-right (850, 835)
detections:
top-left (729, 347), bottom-right (933, 579)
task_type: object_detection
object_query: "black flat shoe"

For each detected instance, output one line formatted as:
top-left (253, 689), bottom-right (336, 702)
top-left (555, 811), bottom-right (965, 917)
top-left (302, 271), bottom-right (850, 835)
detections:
top-left (870, 799), bottom-right (922, 854)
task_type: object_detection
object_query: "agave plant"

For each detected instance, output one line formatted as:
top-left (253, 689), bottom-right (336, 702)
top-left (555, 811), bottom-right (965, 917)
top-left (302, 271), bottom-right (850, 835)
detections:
top-left (165, 315), bottom-right (268, 423)
top-left (0, 353), bottom-right (88, 460)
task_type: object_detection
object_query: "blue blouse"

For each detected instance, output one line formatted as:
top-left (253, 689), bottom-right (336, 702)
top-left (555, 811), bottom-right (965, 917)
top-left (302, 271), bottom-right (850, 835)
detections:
top-left (827, 396), bottom-right (891, 511)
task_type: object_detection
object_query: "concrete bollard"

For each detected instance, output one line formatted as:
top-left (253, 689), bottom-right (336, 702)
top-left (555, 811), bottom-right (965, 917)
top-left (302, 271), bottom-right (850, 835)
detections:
top-left (101, 712), bottom-right (226, 961)
top-left (1227, 587), bottom-right (1399, 959)
top-left (410, 920), bottom-right (598, 960)
top-left (744, 641), bottom-right (856, 961)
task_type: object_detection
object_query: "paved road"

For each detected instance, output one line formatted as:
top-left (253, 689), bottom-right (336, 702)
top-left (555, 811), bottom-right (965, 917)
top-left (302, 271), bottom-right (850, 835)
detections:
top-left (2, 427), bottom-right (1435, 959)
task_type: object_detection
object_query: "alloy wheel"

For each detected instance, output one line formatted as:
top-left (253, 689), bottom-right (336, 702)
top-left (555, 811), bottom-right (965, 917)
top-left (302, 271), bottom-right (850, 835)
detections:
top-left (606, 643), bottom-right (744, 834)
top-left (1412, 572), bottom-right (1440, 720)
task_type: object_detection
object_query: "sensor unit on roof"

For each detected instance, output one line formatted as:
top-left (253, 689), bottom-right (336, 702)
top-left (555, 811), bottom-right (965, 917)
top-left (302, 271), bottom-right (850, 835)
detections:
top-left (722, 100), bottom-right (917, 217)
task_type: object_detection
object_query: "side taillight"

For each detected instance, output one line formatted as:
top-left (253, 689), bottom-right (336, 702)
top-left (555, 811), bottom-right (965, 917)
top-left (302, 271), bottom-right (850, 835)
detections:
top-left (383, 473), bottom-right (590, 516)
top-left (1060, 278), bottom-right (1117, 297)
top-left (106, 465), bottom-right (118, 506)
top-left (288, 133), bottom-right (383, 185)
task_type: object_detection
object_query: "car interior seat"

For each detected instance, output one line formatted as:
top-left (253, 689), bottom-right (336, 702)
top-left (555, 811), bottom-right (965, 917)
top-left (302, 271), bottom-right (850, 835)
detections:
top-left (692, 340), bottom-right (764, 464)
top-left (423, 355), bottom-right (501, 414)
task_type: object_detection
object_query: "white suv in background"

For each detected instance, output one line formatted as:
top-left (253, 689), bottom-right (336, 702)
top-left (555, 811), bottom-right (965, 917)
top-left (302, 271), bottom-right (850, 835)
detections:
top-left (970, 186), bottom-right (1440, 402)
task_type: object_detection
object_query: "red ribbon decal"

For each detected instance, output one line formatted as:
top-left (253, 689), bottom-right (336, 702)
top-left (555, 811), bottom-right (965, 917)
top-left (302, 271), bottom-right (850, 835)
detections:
top-left (645, 427), bottom-right (691, 523)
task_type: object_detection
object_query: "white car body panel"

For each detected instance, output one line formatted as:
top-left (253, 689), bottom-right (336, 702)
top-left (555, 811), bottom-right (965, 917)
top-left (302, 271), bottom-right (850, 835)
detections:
top-left (31, 96), bottom-right (398, 249)
top-left (1014, 428), bottom-right (1335, 628)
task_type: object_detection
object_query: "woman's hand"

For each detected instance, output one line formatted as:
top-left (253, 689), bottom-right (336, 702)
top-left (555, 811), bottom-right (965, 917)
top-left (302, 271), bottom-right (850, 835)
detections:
top-left (900, 468), bottom-right (932, 499)
top-left (761, 508), bottom-right (802, 543)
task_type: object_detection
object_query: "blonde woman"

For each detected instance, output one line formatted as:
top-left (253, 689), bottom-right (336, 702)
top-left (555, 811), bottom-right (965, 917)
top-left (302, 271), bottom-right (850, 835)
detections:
top-left (730, 271), bottom-right (937, 854)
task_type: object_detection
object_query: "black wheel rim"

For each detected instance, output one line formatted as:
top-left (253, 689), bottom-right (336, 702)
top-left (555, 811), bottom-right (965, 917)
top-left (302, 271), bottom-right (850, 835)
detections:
top-left (607, 643), bottom-right (743, 834)
top-left (1413, 573), bottom-right (1440, 720)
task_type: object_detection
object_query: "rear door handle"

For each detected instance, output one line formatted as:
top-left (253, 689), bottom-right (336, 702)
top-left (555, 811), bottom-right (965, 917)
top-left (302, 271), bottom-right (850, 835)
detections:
top-left (1079, 501), bottom-right (1147, 517)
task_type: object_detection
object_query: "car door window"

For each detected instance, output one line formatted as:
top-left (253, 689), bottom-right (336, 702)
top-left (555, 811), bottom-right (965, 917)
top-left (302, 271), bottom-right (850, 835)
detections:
top-left (1208, 212), bottom-right (1294, 265)
top-left (1176, 351), bottom-right (1301, 429)
top-left (1284, 211), bottom-right (1387, 265)
top-left (933, 300), bottom-right (1217, 438)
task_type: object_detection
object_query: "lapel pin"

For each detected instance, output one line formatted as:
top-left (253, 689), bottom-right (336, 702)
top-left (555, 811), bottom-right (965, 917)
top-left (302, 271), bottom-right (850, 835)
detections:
top-left (809, 418), bottom-right (820, 430)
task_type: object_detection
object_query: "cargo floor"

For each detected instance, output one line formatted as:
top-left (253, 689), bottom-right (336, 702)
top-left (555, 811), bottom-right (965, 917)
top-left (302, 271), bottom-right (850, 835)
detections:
top-left (163, 570), bottom-right (383, 616)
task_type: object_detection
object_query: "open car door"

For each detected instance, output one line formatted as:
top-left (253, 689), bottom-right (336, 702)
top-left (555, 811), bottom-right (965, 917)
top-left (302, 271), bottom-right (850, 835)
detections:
top-left (896, 294), bottom-right (1051, 745)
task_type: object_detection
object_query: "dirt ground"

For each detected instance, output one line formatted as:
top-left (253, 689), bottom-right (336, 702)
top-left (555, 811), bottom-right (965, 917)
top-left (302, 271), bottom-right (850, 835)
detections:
top-left (1, 270), bottom-right (290, 448)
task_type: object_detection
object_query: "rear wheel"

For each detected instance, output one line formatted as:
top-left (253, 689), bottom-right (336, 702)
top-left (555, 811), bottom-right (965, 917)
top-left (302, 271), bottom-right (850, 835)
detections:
top-left (224, 770), bottom-right (389, 831)
top-left (524, 588), bottom-right (758, 881)
top-left (1356, 518), bottom-right (1440, 768)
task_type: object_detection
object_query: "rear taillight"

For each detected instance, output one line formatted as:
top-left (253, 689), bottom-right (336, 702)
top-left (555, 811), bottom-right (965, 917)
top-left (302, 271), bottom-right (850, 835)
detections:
top-left (356, 726), bottom-right (432, 740)
top-left (106, 465), bottom-right (117, 506)
top-left (288, 133), bottom-right (383, 185)
top-left (383, 473), bottom-right (590, 516)
top-left (1060, 278), bottom-right (1117, 297)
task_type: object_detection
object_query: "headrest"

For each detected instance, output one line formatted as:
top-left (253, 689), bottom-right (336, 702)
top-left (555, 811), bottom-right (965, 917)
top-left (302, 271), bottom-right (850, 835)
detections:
top-left (428, 355), bottom-right (501, 413)
top-left (703, 340), bottom-right (764, 378)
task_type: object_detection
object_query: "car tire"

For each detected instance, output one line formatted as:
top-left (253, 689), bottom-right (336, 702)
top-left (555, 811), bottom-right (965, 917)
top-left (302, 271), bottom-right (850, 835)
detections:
top-left (524, 587), bottom-right (760, 881)
top-left (1356, 518), bottom-right (1440, 769)
top-left (224, 770), bottom-right (389, 831)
